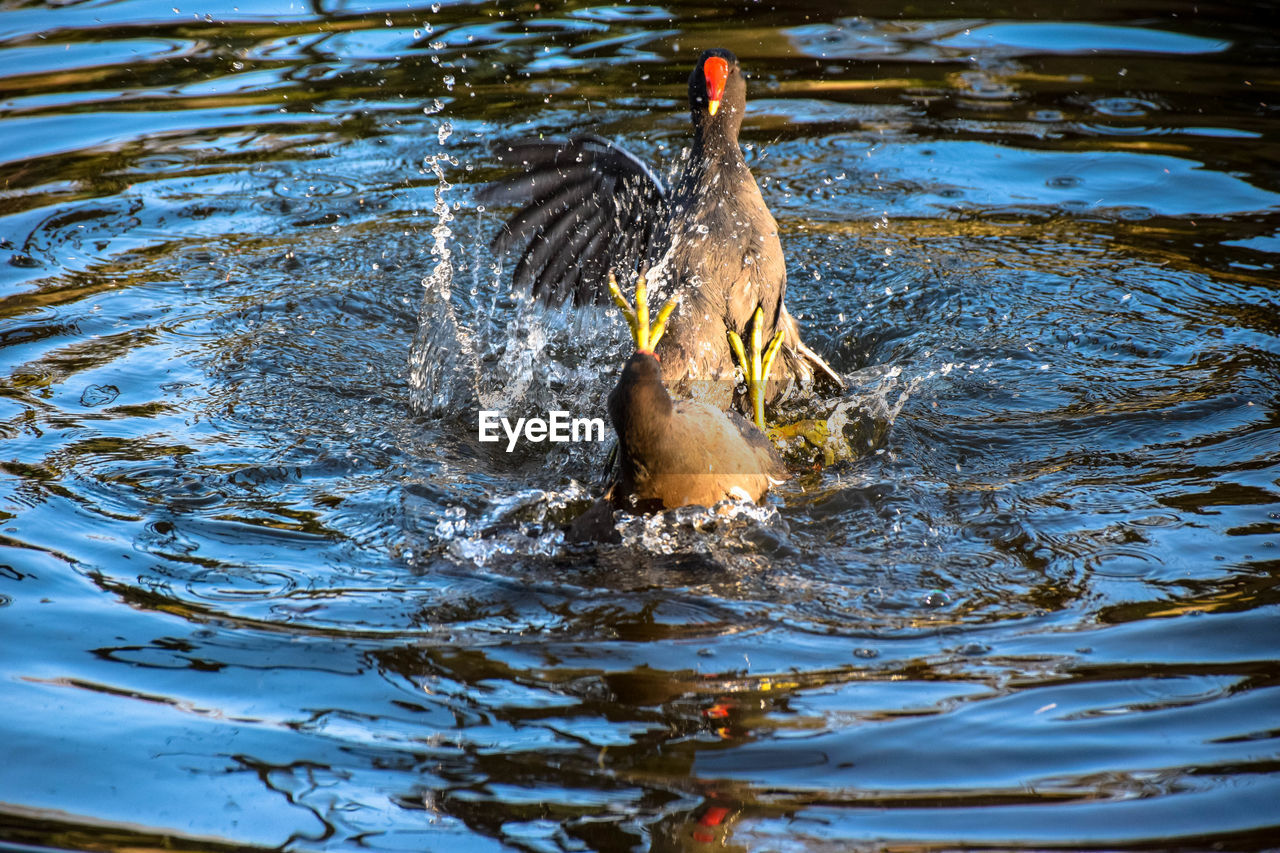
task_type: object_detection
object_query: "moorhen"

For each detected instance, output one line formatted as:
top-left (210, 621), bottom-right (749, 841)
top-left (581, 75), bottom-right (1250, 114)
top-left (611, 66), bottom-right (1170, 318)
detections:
top-left (592, 271), bottom-right (785, 520)
top-left (480, 48), bottom-right (842, 418)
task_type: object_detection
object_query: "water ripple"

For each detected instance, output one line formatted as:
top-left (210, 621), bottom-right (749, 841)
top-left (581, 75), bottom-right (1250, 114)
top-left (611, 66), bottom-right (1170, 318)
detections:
top-left (2, 2), bottom-right (1278, 851)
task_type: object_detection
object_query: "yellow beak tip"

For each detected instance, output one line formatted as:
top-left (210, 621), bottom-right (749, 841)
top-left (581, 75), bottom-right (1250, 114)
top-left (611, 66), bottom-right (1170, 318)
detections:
top-left (708, 100), bottom-right (720, 116)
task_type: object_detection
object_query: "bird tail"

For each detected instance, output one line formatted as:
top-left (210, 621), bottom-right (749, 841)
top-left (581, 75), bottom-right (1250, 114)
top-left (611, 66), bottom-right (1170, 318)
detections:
top-left (778, 305), bottom-right (844, 390)
top-left (794, 339), bottom-right (844, 389)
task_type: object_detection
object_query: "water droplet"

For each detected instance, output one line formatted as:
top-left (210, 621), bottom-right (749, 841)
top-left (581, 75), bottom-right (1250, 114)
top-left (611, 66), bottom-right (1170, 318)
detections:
top-left (922, 589), bottom-right (951, 608)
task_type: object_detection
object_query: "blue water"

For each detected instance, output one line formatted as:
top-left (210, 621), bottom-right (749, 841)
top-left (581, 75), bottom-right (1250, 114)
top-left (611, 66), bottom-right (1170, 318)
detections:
top-left (2, 2), bottom-right (1278, 850)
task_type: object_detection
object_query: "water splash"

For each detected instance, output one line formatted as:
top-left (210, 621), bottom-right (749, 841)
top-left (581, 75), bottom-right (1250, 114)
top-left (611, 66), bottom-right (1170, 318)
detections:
top-left (769, 364), bottom-right (920, 467)
top-left (408, 120), bottom-right (631, 428)
top-left (615, 500), bottom-right (787, 559)
top-left (408, 128), bottom-right (477, 418)
top-left (440, 484), bottom-right (592, 566)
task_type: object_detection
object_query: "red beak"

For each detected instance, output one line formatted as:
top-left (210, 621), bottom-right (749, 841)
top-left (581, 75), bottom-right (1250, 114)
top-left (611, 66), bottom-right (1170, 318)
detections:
top-left (703, 56), bottom-right (729, 116)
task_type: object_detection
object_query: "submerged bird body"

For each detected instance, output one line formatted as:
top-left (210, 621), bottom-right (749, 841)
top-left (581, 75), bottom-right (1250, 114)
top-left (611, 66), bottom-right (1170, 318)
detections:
top-left (607, 351), bottom-right (784, 509)
top-left (563, 256), bottom-right (785, 541)
top-left (480, 48), bottom-right (841, 415)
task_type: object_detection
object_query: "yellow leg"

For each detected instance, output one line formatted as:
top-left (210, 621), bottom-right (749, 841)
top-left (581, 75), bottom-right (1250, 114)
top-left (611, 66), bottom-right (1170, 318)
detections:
top-left (608, 271), bottom-right (678, 351)
top-left (727, 306), bottom-right (784, 430)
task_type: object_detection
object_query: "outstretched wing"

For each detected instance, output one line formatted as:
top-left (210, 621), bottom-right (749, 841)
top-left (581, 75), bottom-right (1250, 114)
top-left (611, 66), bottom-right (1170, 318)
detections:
top-left (477, 134), bottom-right (667, 307)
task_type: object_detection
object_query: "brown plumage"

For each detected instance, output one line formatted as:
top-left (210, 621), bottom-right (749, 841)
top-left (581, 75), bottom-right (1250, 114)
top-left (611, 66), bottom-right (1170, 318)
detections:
top-left (606, 350), bottom-right (785, 510)
top-left (480, 48), bottom-right (842, 417)
top-left (567, 348), bottom-right (786, 543)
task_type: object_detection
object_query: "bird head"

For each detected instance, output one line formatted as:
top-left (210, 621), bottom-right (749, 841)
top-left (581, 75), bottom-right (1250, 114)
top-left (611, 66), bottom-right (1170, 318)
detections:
top-left (689, 48), bottom-right (744, 130)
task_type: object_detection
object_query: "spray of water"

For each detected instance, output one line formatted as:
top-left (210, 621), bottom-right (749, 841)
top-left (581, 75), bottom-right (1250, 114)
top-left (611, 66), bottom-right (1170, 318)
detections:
top-left (408, 122), bottom-right (478, 417)
top-left (407, 121), bottom-right (628, 428)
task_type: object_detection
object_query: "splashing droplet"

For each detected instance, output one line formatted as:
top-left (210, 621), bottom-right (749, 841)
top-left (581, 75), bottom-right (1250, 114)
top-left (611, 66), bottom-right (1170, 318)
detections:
top-left (922, 589), bottom-right (952, 608)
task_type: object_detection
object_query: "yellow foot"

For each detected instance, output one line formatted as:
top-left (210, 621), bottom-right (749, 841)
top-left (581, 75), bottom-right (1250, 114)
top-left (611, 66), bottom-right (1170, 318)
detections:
top-left (608, 271), bottom-right (679, 351)
top-left (767, 418), bottom-right (836, 467)
top-left (766, 418), bottom-right (829, 446)
top-left (727, 305), bottom-right (784, 431)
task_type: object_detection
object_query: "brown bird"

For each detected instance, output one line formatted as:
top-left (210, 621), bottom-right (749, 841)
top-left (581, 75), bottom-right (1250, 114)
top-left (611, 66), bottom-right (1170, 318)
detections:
top-left (607, 348), bottom-right (786, 510)
top-left (569, 272), bottom-right (785, 542)
top-left (480, 48), bottom-right (842, 418)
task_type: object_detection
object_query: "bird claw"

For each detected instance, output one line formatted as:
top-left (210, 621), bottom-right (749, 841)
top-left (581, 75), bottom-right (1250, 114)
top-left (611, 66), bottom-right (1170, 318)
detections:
top-left (608, 270), bottom-right (679, 353)
top-left (767, 418), bottom-right (837, 466)
top-left (727, 305), bottom-right (784, 430)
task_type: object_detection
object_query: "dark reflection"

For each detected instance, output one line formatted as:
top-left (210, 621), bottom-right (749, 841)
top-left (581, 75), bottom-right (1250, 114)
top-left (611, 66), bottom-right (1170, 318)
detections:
top-left (373, 642), bottom-right (834, 850)
top-left (364, 620), bottom-right (1280, 850)
top-left (0, 808), bottom-right (275, 853)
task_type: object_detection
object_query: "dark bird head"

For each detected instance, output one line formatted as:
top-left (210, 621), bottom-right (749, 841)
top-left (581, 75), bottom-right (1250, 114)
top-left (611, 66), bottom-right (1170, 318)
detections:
top-left (689, 48), bottom-right (745, 139)
top-left (609, 350), bottom-right (674, 438)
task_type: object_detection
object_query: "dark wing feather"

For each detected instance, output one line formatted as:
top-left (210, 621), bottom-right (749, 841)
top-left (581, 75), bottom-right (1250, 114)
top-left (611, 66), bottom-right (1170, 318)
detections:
top-left (478, 134), bottom-right (666, 307)
top-left (492, 175), bottom-right (597, 257)
top-left (533, 203), bottom-right (610, 303)
top-left (513, 193), bottom-right (603, 295)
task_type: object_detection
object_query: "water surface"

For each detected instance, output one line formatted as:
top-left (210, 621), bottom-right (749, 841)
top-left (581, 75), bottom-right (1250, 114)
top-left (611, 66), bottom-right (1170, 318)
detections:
top-left (2, 1), bottom-right (1279, 850)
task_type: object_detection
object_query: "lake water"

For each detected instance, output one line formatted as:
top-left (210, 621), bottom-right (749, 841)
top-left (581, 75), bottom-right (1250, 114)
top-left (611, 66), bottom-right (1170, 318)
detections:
top-left (2, 1), bottom-right (1279, 850)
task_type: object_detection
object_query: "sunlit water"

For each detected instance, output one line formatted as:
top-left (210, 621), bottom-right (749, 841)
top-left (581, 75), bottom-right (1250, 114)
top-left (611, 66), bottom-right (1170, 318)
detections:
top-left (2, 2), bottom-right (1278, 850)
